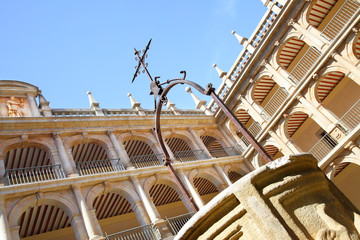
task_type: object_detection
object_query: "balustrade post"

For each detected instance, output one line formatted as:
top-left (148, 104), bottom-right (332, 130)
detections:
top-left (0, 198), bottom-right (12, 240)
top-left (72, 184), bottom-right (102, 239)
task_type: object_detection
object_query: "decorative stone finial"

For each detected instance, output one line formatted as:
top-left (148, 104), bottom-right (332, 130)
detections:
top-left (166, 98), bottom-right (177, 110)
top-left (87, 91), bottom-right (100, 108)
top-left (232, 30), bottom-right (255, 53)
top-left (232, 30), bottom-right (248, 45)
top-left (213, 64), bottom-right (227, 78)
top-left (185, 87), bottom-right (207, 109)
top-left (127, 93), bottom-right (141, 109)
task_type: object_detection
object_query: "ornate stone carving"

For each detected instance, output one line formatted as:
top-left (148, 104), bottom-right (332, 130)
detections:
top-left (6, 96), bottom-right (24, 117)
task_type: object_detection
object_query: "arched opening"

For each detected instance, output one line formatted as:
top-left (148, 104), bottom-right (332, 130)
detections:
top-left (315, 72), bottom-right (360, 133)
top-left (4, 146), bottom-right (64, 185)
top-left (287, 112), bottom-right (335, 161)
top-left (228, 170), bottom-right (243, 184)
top-left (307, 0), bottom-right (337, 30)
top-left (149, 183), bottom-right (188, 219)
top-left (277, 37), bottom-right (306, 71)
top-left (193, 177), bottom-right (220, 204)
top-left (353, 33), bottom-right (360, 59)
top-left (260, 145), bottom-right (284, 165)
top-left (253, 76), bottom-right (288, 118)
top-left (18, 204), bottom-right (75, 240)
top-left (124, 139), bottom-right (161, 168)
top-left (233, 109), bottom-right (262, 152)
top-left (94, 192), bottom-right (139, 234)
top-left (166, 137), bottom-right (205, 162)
top-left (200, 136), bottom-right (232, 158)
top-left (333, 162), bottom-right (360, 209)
top-left (71, 143), bottom-right (117, 175)
top-left (307, 0), bottom-right (359, 40)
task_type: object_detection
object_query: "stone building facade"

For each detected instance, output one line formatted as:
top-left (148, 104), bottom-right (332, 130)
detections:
top-left (0, 0), bottom-right (360, 239)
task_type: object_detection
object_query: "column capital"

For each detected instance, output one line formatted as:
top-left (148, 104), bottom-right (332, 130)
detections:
top-left (296, 94), bottom-right (304, 101)
top-left (261, 59), bottom-right (269, 67)
top-left (52, 132), bottom-right (62, 138)
top-left (344, 141), bottom-right (356, 150)
top-left (71, 183), bottom-right (81, 191)
top-left (312, 73), bottom-right (319, 80)
top-left (106, 130), bottom-right (115, 136)
top-left (288, 18), bottom-right (295, 26)
top-left (331, 51), bottom-right (339, 59)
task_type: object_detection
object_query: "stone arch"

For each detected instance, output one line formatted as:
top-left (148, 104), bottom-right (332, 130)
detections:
top-left (143, 174), bottom-right (192, 215)
top-left (0, 137), bottom-right (57, 156)
top-left (121, 133), bottom-right (160, 157)
top-left (350, 31), bottom-right (360, 61)
top-left (251, 75), bottom-right (277, 106)
top-left (276, 37), bottom-right (306, 71)
top-left (189, 168), bottom-right (224, 192)
top-left (1, 137), bottom-right (58, 169)
top-left (163, 131), bottom-right (199, 152)
top-left (8, 192), bottom-right (79, 228)
top-left (224, 164), bottom-right (245, 184)
top-left (64, 134), bottom-right (116, 161)
top-left (329, 156), bottom-right (360, 180)
top-left (86, 182), bottom-right (140, 210)
top-left (283, 109), bottom-right (310, 141)
top-left (306, 0), bottom-right (337, 30)
top-left (197, 129), bottom-right (230, 149)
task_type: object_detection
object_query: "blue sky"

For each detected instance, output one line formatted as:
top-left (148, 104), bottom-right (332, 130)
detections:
top-left (0, 1), bottom-right (267, 110)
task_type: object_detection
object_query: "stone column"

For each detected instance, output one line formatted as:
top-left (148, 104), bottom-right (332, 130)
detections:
top-left (296, 95), bottom-right (335, 131)
top-left (0, 198), bottom-right (12, 240)
top-left (288, 19), bottom-right (327, 50)
top-left (53, 133), bottom-right (75, 176)
top-left (237, 95), bottom-right (266, 125)
top-left (179, 170), bottom-right (204, 209)
top-left (133, 201), bottom-right (151, 225)
top-left (332, 53), bottom-right (360, 83)
top-left (71, 214), bottom-right (90, 240)
top-left (187, 128), bottom-right (212, 159)
top-left (268, 130), bottom-right (294, 155)
top-left (214, 164), bottom-right (232, 187)
top-left (89, 209), bottom-right (103, 236)
top-left (26, 94), bottom-right (41, 117)
top-left (10, 226), bottom-right (19, 240)
top-left (261, 60), bottom-right (294, 90)
top-left (345, 142), bottom-right (360, 162)
top-left (107, 131), bottom-right (133, 168)
top-left (0, 155), bottom-right (6, 186)
top-left (130, 177), bottom-right (161, 223)
top-left (72, 184), bottom-right (101, 239)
